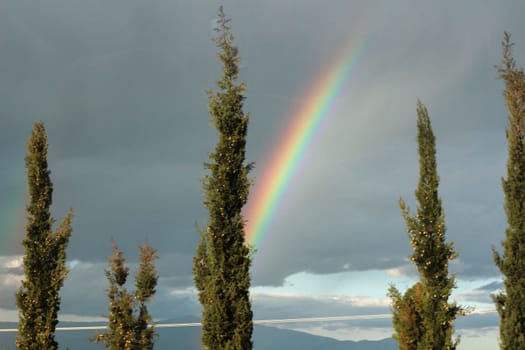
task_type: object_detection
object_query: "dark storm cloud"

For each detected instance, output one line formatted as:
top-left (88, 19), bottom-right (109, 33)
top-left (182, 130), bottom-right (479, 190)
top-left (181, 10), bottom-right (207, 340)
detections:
top-left (246, 0), bottom-right (525, 282)
top-left (1, 0), bottom-right (525, 325)
top-left (0, 0), bottom-right (219, 264)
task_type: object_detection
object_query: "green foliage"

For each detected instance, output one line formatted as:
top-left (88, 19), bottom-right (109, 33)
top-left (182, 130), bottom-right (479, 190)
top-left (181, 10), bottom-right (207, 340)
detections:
top-left (193, 6), bottom-right (253, 350)
top-left (388, 283), bottom-right (425, 350)
top-left (390, 103), bottom-right (464, 350)
top-left (135, 244), bottom-right (159, 350)
top-left (16, 122), bottom-right (73, 350)
top-left (492, 32), bottom-right (525, 350)
top-left (95, 242), bottom-right (158, 350)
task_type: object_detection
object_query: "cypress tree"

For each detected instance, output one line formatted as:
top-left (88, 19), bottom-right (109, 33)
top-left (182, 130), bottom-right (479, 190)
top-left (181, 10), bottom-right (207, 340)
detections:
top-left (95, 242), bottom-right (158, 350)
top-left (389, 102), bottom-right (463, 349)
top-left (193, 6), bottom-right (253, 350)
top-left (16, 122), bottom-right (73, 350)
top-left (492, 32), bottom-right (525, 349)
top-left (95, 243), bottom-right (135, 350)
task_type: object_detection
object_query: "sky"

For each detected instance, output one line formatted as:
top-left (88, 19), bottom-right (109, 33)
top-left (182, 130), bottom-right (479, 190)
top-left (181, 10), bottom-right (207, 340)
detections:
top-left (1, 0), bottom-right (525, 348)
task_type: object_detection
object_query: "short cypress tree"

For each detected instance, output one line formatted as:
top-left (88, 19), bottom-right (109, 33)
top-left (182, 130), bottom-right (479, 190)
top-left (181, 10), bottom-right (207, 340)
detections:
top-left (134, 244), bottom-right (159, 349)
top-left (492, 32), bottom-right (525, 349)
top-left (95, 243), bottom-right (135, 350)
top-left (95, 242), bottom-right (158, 350)
top-left (389, 102), bottom-right (463, 349)
top-left (16, 122), bottom-right (73, 350)
top-left (193, 6), bottom-right (253, 350)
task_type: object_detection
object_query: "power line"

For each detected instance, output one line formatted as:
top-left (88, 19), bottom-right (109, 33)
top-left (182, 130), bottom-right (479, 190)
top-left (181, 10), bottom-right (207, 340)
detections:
top-left (0, 315), bottom-right (389, 333)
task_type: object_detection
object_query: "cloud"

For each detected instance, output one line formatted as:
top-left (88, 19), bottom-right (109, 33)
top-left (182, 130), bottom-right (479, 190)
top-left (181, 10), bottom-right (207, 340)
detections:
top-left (455, 280), bottom-right (503, 305)
top-left (1, 274), bottom-right (22, 288)
top-left (239, 0), bottom-right (521, 286)
top-left (0, 256), bottom-right (25, 309)
top-left (0, 0), bottom-right (504, 283)
top-left (457, 290), bottom-right (494, 304)
top-left (456, 312), bottom-right (499, 329)
top-left (2, 257), bottom-right (23, 270)
top-left (1, 0), bottom-right (524, 333)
top-left (456, 327), bottom-right (499, 350)
top-left (385, 264), bottom-right (417, 278)
top-left (0, 308), bottom-right (19, 323)
top-left (475, 281), bottom-right (503, 292)
top-left (251, 292), bottom-right (391, 325)
top-left (326, 295), bottom-right (390, 308)
top-left (276, 323), bottom-right (393, 342)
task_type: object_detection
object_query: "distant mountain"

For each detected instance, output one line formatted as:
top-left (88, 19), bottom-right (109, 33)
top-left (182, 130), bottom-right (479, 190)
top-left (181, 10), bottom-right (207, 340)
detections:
top-left (253, 326), bottom-right (396, 350)
top-left (0, 322), bottom-right (397, 350)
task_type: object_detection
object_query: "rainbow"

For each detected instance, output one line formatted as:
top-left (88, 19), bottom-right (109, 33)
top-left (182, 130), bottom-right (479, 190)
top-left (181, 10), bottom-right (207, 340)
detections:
top-left (244, 36), bottom-right (367, 252)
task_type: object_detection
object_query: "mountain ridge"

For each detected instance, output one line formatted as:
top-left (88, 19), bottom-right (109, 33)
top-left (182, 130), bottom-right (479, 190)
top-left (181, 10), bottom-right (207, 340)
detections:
top-left (0, 321), bottom-right (396, 349)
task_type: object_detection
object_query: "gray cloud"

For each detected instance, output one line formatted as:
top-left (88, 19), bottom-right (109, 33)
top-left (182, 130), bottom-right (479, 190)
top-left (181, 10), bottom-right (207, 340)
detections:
top-left (476, 281), bottom-right (503, 292)
top-left (1, 0), bottom-right (525, 329)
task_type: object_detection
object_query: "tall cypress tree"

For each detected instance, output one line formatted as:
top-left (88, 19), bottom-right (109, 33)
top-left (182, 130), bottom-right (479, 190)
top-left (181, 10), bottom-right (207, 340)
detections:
top-left (193, 6), bottom-right (253, 350)
top-left (389, 102), bottom-right (463, 349)
top-left (16, 122), bottom-right (73, 350)
top-left (492, 32), bottom-right (525, 350)
top-left (95, 242), bottom-right (158, 350)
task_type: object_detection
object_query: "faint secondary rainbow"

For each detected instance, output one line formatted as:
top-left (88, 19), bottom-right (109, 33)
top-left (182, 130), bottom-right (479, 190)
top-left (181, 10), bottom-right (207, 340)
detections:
top-left (244, 36), bottom-right (367, 250)
top-left (0, 176), bottom-right (26, 256)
